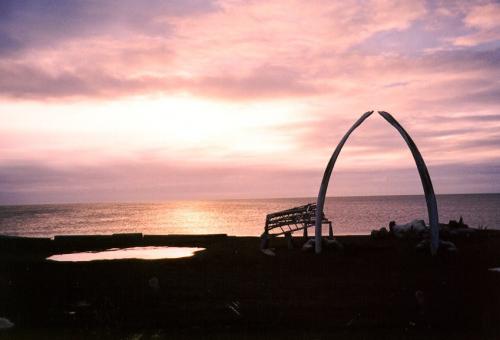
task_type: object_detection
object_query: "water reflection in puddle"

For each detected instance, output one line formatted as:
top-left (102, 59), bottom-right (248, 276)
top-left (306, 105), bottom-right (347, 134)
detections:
top-left (47, 246), bottom-right (205, 262)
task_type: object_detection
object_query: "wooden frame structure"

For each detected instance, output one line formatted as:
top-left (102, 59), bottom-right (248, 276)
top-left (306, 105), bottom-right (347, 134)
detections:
top-left (261, 203), bottom-right (332, 249)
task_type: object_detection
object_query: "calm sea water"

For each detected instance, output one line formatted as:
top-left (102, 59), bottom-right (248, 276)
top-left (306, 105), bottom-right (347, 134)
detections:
top-left (0, 194), bottom-right (499, 238)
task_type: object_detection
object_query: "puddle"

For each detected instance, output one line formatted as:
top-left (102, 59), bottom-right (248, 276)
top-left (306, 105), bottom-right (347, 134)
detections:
top-left (47, 246), bottom-right (205, 262)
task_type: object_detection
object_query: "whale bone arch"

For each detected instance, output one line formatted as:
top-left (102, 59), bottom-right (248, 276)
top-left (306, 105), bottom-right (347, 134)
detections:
top-left (314, 111), bottom-right (439, 255)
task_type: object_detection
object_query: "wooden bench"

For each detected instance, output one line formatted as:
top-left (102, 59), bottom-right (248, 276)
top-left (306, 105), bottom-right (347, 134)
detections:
top-left (260, 203), bottom-right (333, 249)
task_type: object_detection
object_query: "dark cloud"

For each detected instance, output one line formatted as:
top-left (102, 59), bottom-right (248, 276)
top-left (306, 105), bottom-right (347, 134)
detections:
top-left (0, 62), bottom-right (188, 99)
top-left (0, 0), bottom-right (217, 55)
top-left (455, 135), bottom-right (500, 150)
top-left (0, 31), bottom-right (21, 55)
top-left (283, 108), bottom-right (500, 170)
top-left (0, 64), bottom-right (95, 98)
top-left (0, 63), bottom-right (317, 100)
top-left (1, 158), bottom-right (499, 204)
top-left (0, 160), bottom-right (318, 204)
top-left (427, 114), bottom-right (500, 123)
top-left (383, 81), bottom-right (410, 88)
top-left (418, 78), bottom-right (500, 111)
top-left (193, 65), bottom-right (318, 100)
top-left (417, 47), bottom-right (500, 72)
top-left (1, 17), bottom-right (499, 102)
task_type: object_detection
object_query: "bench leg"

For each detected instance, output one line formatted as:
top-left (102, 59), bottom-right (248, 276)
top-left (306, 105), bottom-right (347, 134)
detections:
top-left (285, 232), bottom-right (294, 249)
top-left (303, 226), bottom-right (308, 239)
top-left (328, 222), bottom-right (334, 239)
top-left (260, 232), bottom-right (269, 249)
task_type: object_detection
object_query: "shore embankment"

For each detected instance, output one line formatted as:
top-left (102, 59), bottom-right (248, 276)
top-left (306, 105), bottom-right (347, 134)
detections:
top-left (1, 231), bottom-right (500, 339)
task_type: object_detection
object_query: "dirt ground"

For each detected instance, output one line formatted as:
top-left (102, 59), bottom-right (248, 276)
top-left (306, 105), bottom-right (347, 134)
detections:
top-left (1, 232), bottom-right (500, 339)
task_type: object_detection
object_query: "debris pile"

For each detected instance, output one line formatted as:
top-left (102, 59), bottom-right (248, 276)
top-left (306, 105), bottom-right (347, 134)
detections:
top-left (371, 216), bottom-right (475, 240)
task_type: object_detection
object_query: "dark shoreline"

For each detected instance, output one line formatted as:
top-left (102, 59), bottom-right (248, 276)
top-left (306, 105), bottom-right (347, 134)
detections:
top-left (2, 232), bottom-right (500, 339)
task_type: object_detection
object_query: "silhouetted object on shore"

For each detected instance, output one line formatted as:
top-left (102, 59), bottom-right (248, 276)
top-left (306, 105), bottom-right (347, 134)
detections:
top-left (389, 219), bottom-right (427, 238)
top-left (315, 111), bottom-right (440, 255)
top-left (0, 317), bottom-right (14, 330)
top-left (260, 203), bottom-right (332, 250)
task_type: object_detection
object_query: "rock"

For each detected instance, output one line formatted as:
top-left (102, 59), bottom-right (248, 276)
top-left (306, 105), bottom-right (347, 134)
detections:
top-left (449, 228), bottom-right (476, 237)
top-left (261, 248), bottom-right (275, 256)
top-left (441, 240), bottom-right (457, 252)
top-left (416, 240), bottom-right (457, 252)
top-left (301, 238), bottom-right (343, 251)
top-left (371, 227), bottom-right (390, 239)
top-left (302, 239), bottom-right (315, 251)
top-left (0, 317), bottom-right (14, 330)
top-left (390, 220), bottom-right (427, 239)
top-left (325, 238), bottom-right (344, 250)
top-left (148, 277), bottom-right (160, 293)
top-left (416, 240), bottom-right (427, 250)
top-left (448, 216), bottom-right (469, 229)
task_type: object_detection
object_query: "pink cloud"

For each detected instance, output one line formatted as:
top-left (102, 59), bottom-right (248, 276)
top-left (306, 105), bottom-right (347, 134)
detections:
top-left (453, 2), bottom-right (500, 46)
top-left (0, 0), bottom-right (500, 202)
top-left (0, 0), bottom-right (429, 100)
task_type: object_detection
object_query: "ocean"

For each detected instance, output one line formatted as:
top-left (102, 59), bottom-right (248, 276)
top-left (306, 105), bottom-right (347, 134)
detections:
top-left (0, 194), bottom-right (499, 238)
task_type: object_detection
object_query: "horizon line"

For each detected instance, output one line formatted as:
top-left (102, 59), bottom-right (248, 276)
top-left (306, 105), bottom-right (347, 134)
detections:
top-left (1, 191), bottom-right (499, 207)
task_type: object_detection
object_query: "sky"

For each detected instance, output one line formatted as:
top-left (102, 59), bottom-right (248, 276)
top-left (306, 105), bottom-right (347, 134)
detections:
top-left (1, 0), bottom-right (500, 204)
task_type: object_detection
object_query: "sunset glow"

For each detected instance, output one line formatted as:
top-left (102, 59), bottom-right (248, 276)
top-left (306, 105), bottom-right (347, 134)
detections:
top-left (1, 0), bottom-right (500, 203)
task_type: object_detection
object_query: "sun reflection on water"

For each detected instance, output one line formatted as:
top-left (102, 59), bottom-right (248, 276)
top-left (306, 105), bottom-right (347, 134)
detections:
top-left (156, 201), bottom-right (227, 235)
